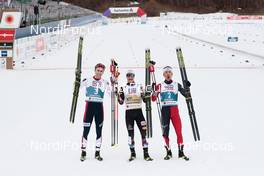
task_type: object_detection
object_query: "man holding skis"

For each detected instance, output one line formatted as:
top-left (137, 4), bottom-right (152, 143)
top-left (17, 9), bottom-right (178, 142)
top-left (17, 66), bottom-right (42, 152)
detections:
top-left (118, 70), bottom-right (153, 162)
top-left (152, 66), bottom-right (190, 161)
top-left (80, 63), bottom-right (110, 162)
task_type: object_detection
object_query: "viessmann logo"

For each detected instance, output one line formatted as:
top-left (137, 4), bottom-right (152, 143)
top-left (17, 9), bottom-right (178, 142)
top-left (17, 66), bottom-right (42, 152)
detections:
top-left (110, 7), bottom-right (137, 14)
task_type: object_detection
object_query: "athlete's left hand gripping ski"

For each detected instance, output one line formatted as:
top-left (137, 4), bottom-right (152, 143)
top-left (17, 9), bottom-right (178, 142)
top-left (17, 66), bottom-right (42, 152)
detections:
top-left (70, 37), bottom-right (83, 124)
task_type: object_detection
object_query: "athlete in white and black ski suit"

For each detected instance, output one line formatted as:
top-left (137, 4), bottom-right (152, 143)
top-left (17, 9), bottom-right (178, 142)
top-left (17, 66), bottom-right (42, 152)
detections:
top-left (118, 70), bottom-right (153, 161)
top-left (80, 63), bottom-right (110, 161)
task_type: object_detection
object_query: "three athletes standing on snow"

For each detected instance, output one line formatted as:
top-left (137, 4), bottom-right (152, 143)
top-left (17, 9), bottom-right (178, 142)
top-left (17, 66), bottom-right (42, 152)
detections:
top-left (80, 63), bottom-right (190, 162)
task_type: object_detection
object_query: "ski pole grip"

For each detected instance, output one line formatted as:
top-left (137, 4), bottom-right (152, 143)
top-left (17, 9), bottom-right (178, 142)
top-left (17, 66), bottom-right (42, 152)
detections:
top-left (149, 65), bottom-right (155, 72)
top-left (110, 65), bottom-right (115, 73)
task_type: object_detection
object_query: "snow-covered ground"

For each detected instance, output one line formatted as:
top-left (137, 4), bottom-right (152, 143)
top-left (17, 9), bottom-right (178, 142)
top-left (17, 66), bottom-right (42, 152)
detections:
top-left (1, 14), bottom-right (264, 176)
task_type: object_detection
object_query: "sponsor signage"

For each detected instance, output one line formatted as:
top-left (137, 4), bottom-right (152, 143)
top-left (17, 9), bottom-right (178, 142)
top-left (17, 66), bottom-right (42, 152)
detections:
top-left (228, 37), bottom-right (239, 42)
top-left (227, 15), bottom-right (263, 20)
top-left (0, 50), bottom-right (13, 58)
top-left (0, 42), bottom-right (13, 49)
top-left (109, 7), bottom-right (138, 14)
top-left (0, 29), bottom-right (15, 41)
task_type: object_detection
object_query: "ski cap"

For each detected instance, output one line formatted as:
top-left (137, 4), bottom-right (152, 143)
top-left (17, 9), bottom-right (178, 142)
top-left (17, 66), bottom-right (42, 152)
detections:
top-left (126, 69), bottom-right (135, 77)
top-left (95, 63), bottom-right (106, 70)
top-left (163, 66), bottom-right (173, 73)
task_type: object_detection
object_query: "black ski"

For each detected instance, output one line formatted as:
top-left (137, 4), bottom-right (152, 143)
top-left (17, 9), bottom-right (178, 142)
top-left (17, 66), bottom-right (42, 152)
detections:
top-left (69, 37), bottom-right (83, 124)
top-left (176, 47), bottom-right (200, 141)
top-left (110, 59), bottom-right (120, 146)
top-left (145, 49), bottom-right (153, 138)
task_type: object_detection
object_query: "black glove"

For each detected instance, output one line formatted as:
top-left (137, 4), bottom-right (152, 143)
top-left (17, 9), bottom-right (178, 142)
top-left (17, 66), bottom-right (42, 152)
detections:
top-left (119, 92), bottom-right (124, 100)
top-left (119, 87), bottom-right (125, 100)
top-left (185, 80), bottom-right (191, 87)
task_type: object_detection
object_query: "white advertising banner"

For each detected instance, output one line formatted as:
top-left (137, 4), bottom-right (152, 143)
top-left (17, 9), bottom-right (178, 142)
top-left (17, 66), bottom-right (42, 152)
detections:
top-left (109, 7), bottom-right (138, 14)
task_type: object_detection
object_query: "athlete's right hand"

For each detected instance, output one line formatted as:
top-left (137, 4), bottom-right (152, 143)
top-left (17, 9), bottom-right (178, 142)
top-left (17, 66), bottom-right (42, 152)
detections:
top-left (119, 91), bottom-right (125, 100)
top-left (118, 91), bottom-right (124, 105)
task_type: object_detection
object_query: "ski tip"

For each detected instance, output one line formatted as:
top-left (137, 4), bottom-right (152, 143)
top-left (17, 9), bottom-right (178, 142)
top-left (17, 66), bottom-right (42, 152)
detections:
top-left (111, 59), bottom-right (118, 66)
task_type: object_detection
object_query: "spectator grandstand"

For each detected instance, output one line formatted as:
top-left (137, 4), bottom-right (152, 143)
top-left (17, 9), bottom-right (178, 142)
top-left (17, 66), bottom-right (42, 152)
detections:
top-left (1, 0), bottom-right (96, 26)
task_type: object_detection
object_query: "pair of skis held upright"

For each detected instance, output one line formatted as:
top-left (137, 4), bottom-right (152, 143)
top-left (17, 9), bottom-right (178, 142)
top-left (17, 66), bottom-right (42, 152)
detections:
top-left (69, 37), bottom-right (200, 147)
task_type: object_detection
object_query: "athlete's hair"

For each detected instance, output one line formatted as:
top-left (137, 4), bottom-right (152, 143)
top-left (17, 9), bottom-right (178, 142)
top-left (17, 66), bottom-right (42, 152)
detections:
top-left (163, 66), bottom-right (173, 73)
top-left (95, 63), bottom-right (106, 70)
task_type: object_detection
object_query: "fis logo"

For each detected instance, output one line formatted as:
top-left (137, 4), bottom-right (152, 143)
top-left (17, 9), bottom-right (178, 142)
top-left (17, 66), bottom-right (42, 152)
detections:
top-left (128, 87), bottom-right (137, 94)
top-left (165, 84), bottom-right (174, 91)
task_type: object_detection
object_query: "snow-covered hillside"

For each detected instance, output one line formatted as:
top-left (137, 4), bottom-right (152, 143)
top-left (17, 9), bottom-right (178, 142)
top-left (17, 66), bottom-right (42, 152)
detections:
top-left (1, 14), bottom-right (264, 176)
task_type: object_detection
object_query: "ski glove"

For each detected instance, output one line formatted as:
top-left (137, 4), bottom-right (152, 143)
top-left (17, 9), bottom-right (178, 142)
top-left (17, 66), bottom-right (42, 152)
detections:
top-left (118, 87), bottom-right (125, 105)
top-left (185, 80), bottom-right (191, 87)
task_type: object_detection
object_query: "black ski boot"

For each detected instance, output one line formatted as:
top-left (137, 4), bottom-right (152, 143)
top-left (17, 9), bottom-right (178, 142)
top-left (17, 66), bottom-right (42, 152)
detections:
top-left (178, 145), bottom-right (189, 161)
top-left (80, 151), bottom-right (86, 162)
top-left (164, 146), bottom-right (172, 160)
top-left (128, 148), bottom-right (136, 162)
top-left (143, 148), bottom-right (153, 161)
top-left (95, 151), bottom-right (103, 161)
